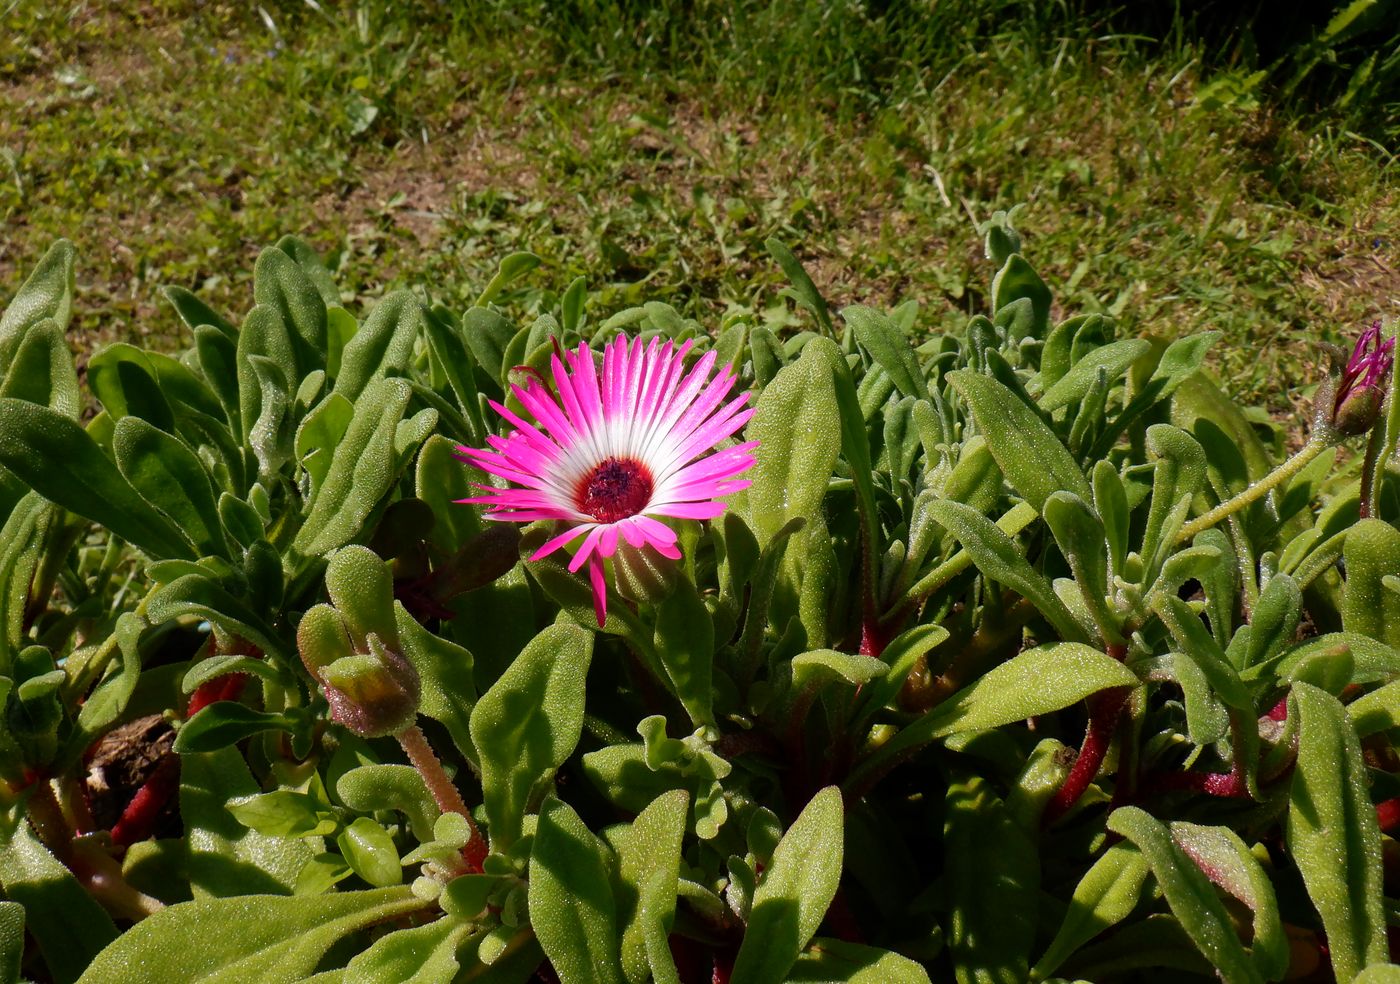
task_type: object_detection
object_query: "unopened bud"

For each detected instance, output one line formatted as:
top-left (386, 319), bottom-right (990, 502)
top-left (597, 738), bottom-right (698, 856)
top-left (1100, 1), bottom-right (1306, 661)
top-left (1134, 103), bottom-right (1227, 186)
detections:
top-left (1333, 384), bottom-right (1383, 437)
top-left (611, 540), bottom-right (679, 606)
top-left (299, 604), bottom-right (420, 738)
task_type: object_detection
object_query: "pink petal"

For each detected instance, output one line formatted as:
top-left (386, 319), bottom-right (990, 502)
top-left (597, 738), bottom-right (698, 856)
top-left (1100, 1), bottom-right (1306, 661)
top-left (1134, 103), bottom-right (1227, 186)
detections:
top-left (589, 557), bottom-right (608, 626)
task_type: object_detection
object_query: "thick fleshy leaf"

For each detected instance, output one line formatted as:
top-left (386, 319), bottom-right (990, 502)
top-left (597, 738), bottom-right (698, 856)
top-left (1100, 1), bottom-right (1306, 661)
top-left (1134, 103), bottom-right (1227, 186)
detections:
top-left (1169, 821), bottom-right (1287, 982)
top-left (147, 573), bottom-right (285, 660)
top-left (0, 900), bottom-right (21, 984)
top-left (114, 416), bottom-right (229, 559)
top-left (738, 338), bottom-right (841, 548)
top-left (0, 318), bottom-right (79, 417)
top-left (945, 775), bottom-right (1039, 984)
top-left (1287, 683), bottom-right (1387, 982)
top-left (0, 399), bottom-right (195, 559)
top-left (334, 291), bottom-right (422, 402)
top-left (180, 747), bottom-right (315, 897)
top-left (1343, 519), bottom-right (1400, 648)
top-left (0, 801), bottom-right (117, 984)
top-left (0, 493), bottom-right (51, 670)
top-left (0, 240), bottom-right (73, 374)
top-left (786, 939), bottom-right (931, 984)
top-left (75, 888), bottom-right (423, 984)
top-left (1031, 843), bottom-right (1150, 981)
top-left (1107, 807), bottom-right (1261, 984)
top-left (929, 499), bottom-right (1087, 643)
top-left (767, 238), bottom-right (833, 336)
top-left (337, 816), bottom-right (402, 887)
top-left (653, 572), bottom-right (714, 727)
top-left (294, 377), bottom-right (428, 557)
top-left (616, 789), bottom-right (688, 984)
top-left (991, 253), bottom-right (1051, 339)
top-left (87, 343), bottom-right (176, 432)
top-left (843, 304), bottom-right (928, 400)
top-left (394, 602), bottom-right (477, 762)
top-left (529, 797), bottom-right (625, 984)
top-left (468, 622), bottom-right (593, 850)
top-left (1139, 425), bottom-right (1206, 582)
top-left (173, 701), bottom-right (303, 754)
top-left (1039, 339), bottom-right (1149, 412)
top-left (254, 245), bottom-right (327, 373)
top-left (731, 786), bottom-right (844, 984)
top-left (343, 916), bottom-right (467, 984)
top-left (850, 644), bottom-right (1138, 788)
top-left (947, 369), bottom-right (1090, 512)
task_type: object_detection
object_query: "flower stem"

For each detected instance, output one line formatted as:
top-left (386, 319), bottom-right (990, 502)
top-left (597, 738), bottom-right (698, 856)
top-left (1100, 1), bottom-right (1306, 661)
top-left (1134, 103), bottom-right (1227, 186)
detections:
top-left (396, 724), bottom-right (487, 871)
top-left (1176, 439), bottom-right (1327, 544)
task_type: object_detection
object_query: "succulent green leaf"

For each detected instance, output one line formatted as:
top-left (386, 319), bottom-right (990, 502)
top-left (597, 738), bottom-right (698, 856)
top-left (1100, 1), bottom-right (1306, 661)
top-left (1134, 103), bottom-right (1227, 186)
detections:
top-left (294, 377), bottom-right (421, 557)
top-left (343, 916), bottom-right (467, 984)
top-left (947, 369), bottom-right (1090, 512)
top-left (1031, 843), bottom-right (1150, 981)
top-left (851, 644), bottom-right (1138, 787)
top-left (114, 416), bottom-right (229, 558)
top-left (529, 797), bottom-right (625, 984)
top-left (334, 291), bottom-right (422, 402)
top-left (1107, 807), bottom-right (1261, 984)
top-left (254, 245), bottom-right (327, 373)
top-left (737, 337), bottom-right (841, 548)
top-left (0, 239), bottom-right (74, 374)
top-left (929, 499), bottom-right (1087, 643)
top-left (0, 801), bottom-right (117, 984)
top-left (337, 816), bottom-right (402, 888)
top-left (945, 775), bottom-right (1039, 984)
top-left (0, 318), bottom-right (79, 417)
top-left (616, 789), bottom-right (688, 984)
top-left (75, 888), bottom-right (423, 984)
top-left (766, 238), bottom-right (832, 336)
top-left (842, 304), bottom-right (929, 400)
top-left (786, 939), bottom-right (931, 983)
top-left (1287, 683), bottom-right (1387, 982)
top-left (1168, 821), bottom-right (1287, 982)
top-left (991, 253), bottom-right (1051, 339)
top-left (653, 572), bottom-right (715, 727)
top-left (1039, 340), bottom-right (1149, 412)
top-left (1343, 519), bottom-right (1400, 648)
top-left (469, 622), bottom-right (593, 850)
top-left (394, 602), bottom-right (477, 761)
top-left (731, 786), bottom-right (844, 984)
top-left (0, 398), bottom-right (195, 559)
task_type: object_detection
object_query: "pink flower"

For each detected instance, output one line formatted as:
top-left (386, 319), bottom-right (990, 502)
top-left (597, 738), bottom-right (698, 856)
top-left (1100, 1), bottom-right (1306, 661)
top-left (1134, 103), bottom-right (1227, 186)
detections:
top-left (457, 335), bottom-right (758, 625)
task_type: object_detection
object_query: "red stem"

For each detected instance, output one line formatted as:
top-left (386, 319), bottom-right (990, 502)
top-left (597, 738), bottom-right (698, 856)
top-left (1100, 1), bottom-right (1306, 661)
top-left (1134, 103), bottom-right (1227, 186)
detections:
top-left (110, 753), bottom-right (180, 847)
top-left (187, 673), bottom-right (247, 717)
top-left (1377, 797), bottom-right (1400, 832)
top-left (1044, 686), bottom-right (1130, 825)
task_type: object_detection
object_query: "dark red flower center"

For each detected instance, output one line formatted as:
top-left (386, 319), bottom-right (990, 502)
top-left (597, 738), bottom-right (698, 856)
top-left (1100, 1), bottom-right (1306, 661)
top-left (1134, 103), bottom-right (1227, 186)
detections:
top-left (575, 457), bottom-right (653, 523)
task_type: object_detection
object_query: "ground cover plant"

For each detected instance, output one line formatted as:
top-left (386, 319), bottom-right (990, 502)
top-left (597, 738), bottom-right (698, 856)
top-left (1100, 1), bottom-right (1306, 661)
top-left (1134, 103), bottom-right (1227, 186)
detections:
top-left (3, 209), bottom-right (1400, 983)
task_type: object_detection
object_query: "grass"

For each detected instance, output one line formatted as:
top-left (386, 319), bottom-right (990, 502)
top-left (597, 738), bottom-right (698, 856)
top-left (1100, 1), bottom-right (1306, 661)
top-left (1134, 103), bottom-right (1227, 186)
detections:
top-left (1, 1), bottom-right (1396, 410)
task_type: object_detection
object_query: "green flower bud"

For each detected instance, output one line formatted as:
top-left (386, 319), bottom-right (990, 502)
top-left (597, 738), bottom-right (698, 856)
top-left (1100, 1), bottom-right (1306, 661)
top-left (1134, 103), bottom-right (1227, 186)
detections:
top-left (611, 540), bottom-right (679, 606)
top-left (1332, 384), bottom-right (1383, 437)
top-left (298, 606), bottom-right (419, 738)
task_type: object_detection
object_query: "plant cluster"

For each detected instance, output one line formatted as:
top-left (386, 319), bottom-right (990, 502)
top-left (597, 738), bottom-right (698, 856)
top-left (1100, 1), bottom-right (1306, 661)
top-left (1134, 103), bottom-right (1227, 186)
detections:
top-left (1, 213), bottom-right (1399, 983)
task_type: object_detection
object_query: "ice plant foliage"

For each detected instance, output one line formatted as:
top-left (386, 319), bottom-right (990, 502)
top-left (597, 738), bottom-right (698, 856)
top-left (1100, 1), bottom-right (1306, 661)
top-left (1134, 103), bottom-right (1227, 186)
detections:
top-left (9, 224), bottom-right (1400, 984)
top-left (458, 334), bottom-right (757, 623)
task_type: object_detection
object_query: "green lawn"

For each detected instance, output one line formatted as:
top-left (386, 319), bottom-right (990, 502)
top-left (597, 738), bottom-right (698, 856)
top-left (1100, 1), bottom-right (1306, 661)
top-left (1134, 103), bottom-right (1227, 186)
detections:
top-left (2, 1), bottom-right (1395, 408)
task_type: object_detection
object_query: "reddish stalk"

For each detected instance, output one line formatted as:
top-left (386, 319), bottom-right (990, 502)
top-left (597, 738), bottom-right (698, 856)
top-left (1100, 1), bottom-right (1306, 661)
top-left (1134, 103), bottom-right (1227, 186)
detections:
top-left (1377, 797), bottom-right (1400, 832)
top-left (110, 753), bottom-right (180, 846)
top-left (397, 724), bottom-right (487, 871)
top-left (1043, 685), bottom-right (1131, 825)
top-left (186, 673), bottom-right (247, 717)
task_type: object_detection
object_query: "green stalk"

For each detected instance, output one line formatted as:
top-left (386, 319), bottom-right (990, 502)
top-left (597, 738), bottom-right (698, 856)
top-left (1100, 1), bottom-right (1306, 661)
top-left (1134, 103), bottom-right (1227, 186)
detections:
top-left (1176, 439), bottom-right (1327, 544)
